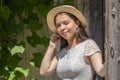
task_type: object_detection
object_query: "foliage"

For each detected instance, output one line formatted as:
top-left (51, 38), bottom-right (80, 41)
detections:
top-left (0, 0), bottom-right (72, 79)
top-left (29, 52), bottom-right (44, 68)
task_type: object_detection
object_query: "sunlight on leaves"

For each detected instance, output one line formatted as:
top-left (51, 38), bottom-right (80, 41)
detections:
top-left (8, 71), bottom-right (15, 80)
top-left (15, 67), bottom-right (29, 77)
top-left (0, 0), bottom-right (72, 79)
top-left (9, 45), bottom-right (25, 55)
top-left (29, 61), bottom-right (35, 67)
top-left (8, 67), bottom-right (29, 80)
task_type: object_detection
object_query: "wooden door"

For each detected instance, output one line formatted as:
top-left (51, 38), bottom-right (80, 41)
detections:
top-left (88, 0), bottom-right (104, 79)
top-left (105, 0), bottom-right (120, 80)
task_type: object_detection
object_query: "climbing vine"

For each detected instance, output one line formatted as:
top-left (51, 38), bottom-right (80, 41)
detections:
top-left (0, 0), bottom-right (72, 79)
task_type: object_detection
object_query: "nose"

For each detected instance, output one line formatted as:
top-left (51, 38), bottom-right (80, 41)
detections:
top-left (60, 24), bottom-right (65, 31)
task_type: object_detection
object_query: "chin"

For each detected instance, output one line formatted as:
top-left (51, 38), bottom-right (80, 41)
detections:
top-left (63, 36), bottom-right (71, 40)
top-left (62, 34), bottom-right (73, 40)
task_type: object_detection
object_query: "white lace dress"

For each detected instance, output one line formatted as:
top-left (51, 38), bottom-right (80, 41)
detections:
top-left (56, 39), bottom-right (101, 80)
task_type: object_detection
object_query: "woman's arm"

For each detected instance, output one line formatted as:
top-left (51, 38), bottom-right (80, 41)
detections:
top-left (40, 34), bottom-right (60, 76)
top-left (89, 52), bottom-right (105, 77)
top-left (40, 45), bottom-right (58, 76)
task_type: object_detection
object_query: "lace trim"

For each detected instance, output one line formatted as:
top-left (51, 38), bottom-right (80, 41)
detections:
top-left (84, 39), bottom-right (101, 56)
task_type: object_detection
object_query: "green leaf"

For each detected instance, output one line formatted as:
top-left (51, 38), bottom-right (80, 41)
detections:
top-left (62, 0), bottom-right (73, 4)
top-left (25, 13), bottom-right (43, 31)
top-left (29, 53), bottom-right (44, 68)
top-left (40, 37), bottom-right (49, 47)
top-left (0, 47), bottom-right (2, 60)
top-left (8, 71), bottom-right (15, 80)
top-left (23, 5), bottom-right (33, 18)
top-left (0, 6), bottom-right (11, 20)
top-left (0, 21), bottom-right (2, 41)
top-left (27, 32), bottom-right (41, 47)
top-left (8, 0), bottom-right (25, 14)
top-left (19, 41), bottom-right (26, 48)
top-left (8, 54), bottom-right (22, 70)
top-left (27, 20), bottom-right (43, 31)
top-left (27, 32), bottom-right (49, 47)
top-left (9, 45), bottom-right (25, 55)
top-left (0, 0), bottom-right (75, 79)
top-left (0, 20), bottom-right (8, 40)
top-left (8, 67), bottom-right (29, 80)
top-left (7, 39), bottom-right (17, 49)
top-left (0, 21), bottom-right (1, 28)
top-left (37, 3), bottom-right (53, 17)
top-left (15, 67), bottom-right (29, 77)
top-left (27, 0), bottom-right (38, 5)
top-left (5, 21), bottom-right (25, 35)
top-left (15, 22), bottom-right (25, 35)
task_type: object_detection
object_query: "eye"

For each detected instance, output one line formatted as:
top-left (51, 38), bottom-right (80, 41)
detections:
top-left (56, 23), bottom-right (61, 28)
top-left (63, 21), bottom-right (69, 25)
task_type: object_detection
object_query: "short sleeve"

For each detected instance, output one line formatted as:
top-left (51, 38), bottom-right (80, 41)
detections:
top-left (84, 39), bottom-right (101, 56)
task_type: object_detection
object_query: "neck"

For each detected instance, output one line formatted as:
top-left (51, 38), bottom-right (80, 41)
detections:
top-left (67, 38), bottom-right (80, 49)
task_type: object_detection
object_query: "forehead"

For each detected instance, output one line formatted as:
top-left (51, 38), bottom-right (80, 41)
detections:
top-left (54, 12), bottom-right (79, 22)
top-left (55, 13), bottom-right (73, 22)
top-left (56, 13), bottom-right (71, 19)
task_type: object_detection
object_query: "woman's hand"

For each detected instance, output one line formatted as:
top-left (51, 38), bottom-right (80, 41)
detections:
top-left (49, 33), bottom-right (60, 48)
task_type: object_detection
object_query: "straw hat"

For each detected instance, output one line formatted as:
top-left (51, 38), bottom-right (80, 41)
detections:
top-left (47, 5), bottom-right (87, 33)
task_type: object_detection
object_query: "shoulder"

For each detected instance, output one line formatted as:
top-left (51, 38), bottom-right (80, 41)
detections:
top-left (84, 39), bottom-right (99, 47)
top-left (85, 39), bottom-right (96, 44)
top-left (84, 39), bottom-right (101, 56)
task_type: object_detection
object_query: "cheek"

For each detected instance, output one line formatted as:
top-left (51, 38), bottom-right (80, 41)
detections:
top-left (68, 22), bottom-right (77, 29)
top-left (68, 25), bottom-right (76, 33)
top-left (56, 28), bottom-right (62, 35)
top-left (56, 28), bottom-right (60, 33)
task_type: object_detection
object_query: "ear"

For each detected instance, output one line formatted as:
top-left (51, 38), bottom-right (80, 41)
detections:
top-left (75, 20), bottom-right (80, 26)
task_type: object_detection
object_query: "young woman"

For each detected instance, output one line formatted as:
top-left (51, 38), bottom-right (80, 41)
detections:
top-left (40, 5), bottom-right (105, 80)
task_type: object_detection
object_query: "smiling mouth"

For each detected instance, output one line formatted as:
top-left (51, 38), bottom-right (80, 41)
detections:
top-left (61, 31), bottom-right (68, 35)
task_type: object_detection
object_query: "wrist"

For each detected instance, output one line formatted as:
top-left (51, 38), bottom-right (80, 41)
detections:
top-left (48, 44), bottom-right (56, 49)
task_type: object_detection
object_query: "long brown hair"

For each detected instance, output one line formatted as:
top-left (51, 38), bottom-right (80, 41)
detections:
top-left (54, 12), bottom-right (89, 49)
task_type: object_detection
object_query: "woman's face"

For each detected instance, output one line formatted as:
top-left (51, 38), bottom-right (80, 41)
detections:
top-left (55, 13), bottom-right (78, 40)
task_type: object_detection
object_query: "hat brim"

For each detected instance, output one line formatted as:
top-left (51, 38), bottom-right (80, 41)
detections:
top-left (47, 5), bottom-right (87, 33)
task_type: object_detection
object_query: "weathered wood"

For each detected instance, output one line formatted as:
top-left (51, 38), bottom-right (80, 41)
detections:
top-left (88, 0), bottom-right (104, 80)
top-left (88, 0), bottom-right (104, 51)
top-left (105, 0), bottom-right (120, 80)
